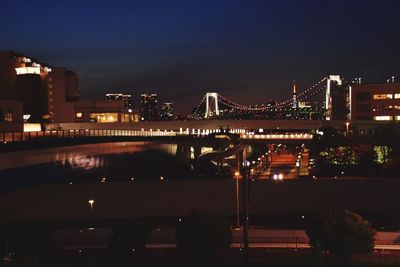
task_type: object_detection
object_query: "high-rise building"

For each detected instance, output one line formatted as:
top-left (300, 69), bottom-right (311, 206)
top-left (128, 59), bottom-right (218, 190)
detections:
top-left (160, 102), bottom-right (174, 120)
top-left (350, 81), bottom-right (400, 121)
top-left (106, 93), bottom-right (132, 109)
top-left (0, 51), bottom-right (79, 122)
top-left (140, 94), bottom-right (158, 121)
top-left (331, 82), bottom-right (349, 120)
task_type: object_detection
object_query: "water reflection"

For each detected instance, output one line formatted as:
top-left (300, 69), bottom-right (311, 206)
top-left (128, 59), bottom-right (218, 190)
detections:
top-left (59, 143), bottom-right (177, 171)
top-left (0, 142), bottom-right (177, 170)
top-left (0, 142), bottom-right (181, 192)
top-left (63, 156), bottom-right (108, 170)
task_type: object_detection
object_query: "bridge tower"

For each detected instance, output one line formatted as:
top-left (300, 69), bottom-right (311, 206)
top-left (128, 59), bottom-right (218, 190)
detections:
top-left (325, 75), bottom-right (343, 120)
top-left (205, 92), bottom-right (220, 118)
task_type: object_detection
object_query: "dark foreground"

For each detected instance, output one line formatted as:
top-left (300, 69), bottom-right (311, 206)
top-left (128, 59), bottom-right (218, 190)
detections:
top-left (1, 249), bottom-right (400, 267)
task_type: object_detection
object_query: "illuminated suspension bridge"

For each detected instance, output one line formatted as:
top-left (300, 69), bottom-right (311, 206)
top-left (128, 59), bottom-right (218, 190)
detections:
top-left (188, 75), bottom-right (342, 120)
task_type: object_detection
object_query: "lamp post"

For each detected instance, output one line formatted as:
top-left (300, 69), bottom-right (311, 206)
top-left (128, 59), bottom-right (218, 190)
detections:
top-left (234, 171), bottom-right (240, 228)
top-left (345, 122), bottom-right (350, 136)
top-left (88, 199), bottom-right (95, 212)
top-left (241, 167), bottom-right (249, 263)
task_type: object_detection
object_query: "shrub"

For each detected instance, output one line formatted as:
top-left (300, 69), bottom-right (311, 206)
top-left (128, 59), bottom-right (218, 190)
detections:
top-left (306, 210), bottom-right (375, 260)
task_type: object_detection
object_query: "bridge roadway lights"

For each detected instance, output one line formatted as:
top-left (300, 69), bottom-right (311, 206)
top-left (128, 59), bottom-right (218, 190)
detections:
top-left (240, 133), bottom-right (313, 140)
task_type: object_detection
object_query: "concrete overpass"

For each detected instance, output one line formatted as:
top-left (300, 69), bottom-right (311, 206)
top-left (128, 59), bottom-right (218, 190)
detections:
top-left (42, 120), bottom-right (395, 132)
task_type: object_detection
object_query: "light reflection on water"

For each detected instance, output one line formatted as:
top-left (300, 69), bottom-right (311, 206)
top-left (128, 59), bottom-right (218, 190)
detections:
top-left (64, 156), bottom-right (108, 170)
top-left (60, 143), bottom-right (177, 171)
top-left (0, 142), bottom-right (181, 192)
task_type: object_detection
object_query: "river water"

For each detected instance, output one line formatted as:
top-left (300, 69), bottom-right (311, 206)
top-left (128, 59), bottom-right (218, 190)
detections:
top-left (0, 142), bottom-right (189, 192)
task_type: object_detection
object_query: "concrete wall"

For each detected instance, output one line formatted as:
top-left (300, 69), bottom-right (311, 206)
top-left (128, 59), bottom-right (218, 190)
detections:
top-left (0, 122), bottom-right (23, 132)
top-left (0, 179), bottom-right (399, 221)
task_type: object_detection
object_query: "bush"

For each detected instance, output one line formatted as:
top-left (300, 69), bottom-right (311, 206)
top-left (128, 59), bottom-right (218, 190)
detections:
top-left (306, 210), bottom-right (375, 260)
top-left (176, 210), bottom-right (231, 255)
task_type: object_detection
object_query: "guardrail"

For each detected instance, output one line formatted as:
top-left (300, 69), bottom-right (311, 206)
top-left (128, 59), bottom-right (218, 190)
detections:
top-left (1, 129), bottom-right (178, 143)
top-left (1, 129), bottom-right (314, 143)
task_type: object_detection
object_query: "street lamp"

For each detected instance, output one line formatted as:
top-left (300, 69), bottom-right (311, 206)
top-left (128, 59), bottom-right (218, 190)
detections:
top-left (345, 122), bottom-right (350, 136)
top-left (88, 199), bottom-right (95, 212)
top-left (234, 171), bottom-right (240, 228)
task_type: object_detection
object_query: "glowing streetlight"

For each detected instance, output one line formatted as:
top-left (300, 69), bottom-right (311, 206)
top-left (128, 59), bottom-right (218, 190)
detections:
top-left (345, 122), bottom-right (350, 136)
top-left (88, 199), bottom-right (95, 211)
top-left (234, 171), bottom-right (240, 228)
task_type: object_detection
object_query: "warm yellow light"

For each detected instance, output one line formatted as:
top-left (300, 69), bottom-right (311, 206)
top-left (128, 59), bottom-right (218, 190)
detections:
top-left (23, 123), bottom-right (41, 132)
top-left (374, 116), bottom-right (392, 121)
top-left (15, 67), bottom-right (40, 75)
top-left (373, 94), bottom-right (393, 100)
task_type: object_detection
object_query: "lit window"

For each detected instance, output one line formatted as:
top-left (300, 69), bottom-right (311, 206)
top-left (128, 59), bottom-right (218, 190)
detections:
top-left (396, 116), bottom-right (400, 121)
top-left (373, 94), bottom-right (393, 100)
top-left (4, 109), bottom-right (13, 122)
top-left (395, 94), bottom-right (400, 99)
top-left (75, 112), bottom-right (83, 118)
top-left (374, 116), bottom-right (392, 121)
top-left (89, 113), bottom-right (118, 123)
top-left (15, 67), bottom-right (40, 75)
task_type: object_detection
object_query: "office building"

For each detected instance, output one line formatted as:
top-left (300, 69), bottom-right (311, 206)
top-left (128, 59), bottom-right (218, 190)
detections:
top-left (350, 82), bottom-right (400, 121)
top-left (75, 100), bottom-right (139, 123)
top-left (331, 82), bottom-right (350, 120)
top-left (106, 93), bottom-right (132, 109)
top-left (0, 51), bottom-right (79, 122)
top-left (160, 102), bottom-right (174, 120)
top-left (140, 94), bottom-right (158, 121)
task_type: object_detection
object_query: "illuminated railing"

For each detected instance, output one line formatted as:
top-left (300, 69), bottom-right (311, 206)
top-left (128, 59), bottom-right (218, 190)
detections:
top-left (1, 127), bottom-right (313, 143)
top-left (240, 133), bottom-right (313, 140)
top-left (0, 129), bottom-right (179, 143)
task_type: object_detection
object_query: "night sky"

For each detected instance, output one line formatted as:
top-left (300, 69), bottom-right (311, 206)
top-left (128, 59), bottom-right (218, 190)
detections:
top-left (1, 0), bottom-right (400, 114)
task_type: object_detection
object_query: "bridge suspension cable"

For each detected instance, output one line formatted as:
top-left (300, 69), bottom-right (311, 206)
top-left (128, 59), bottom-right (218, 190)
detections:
top-left (196, 76), bottom-right (329, 117)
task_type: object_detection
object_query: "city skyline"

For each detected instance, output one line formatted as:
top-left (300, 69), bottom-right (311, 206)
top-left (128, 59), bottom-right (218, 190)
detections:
top-left (1, 0), bottom-right (400, 114)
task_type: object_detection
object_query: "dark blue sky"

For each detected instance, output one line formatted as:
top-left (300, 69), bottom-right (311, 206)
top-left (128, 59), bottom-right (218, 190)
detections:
top-left (1, 0), bottom-right (400, 114)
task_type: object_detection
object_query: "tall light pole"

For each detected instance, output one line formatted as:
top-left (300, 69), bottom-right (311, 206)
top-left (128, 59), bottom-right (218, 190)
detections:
top-left (234, 171), bottom-right (240, 228)
top-left (345, 122), bottom-right (350, 136)
top-left (88, 199), bottom-right (95, 212)
top-left (241, 167), bottom-right (249, 263)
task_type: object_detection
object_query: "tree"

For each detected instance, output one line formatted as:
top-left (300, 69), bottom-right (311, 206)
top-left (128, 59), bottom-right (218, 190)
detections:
top-left (305, 210), bottom-right (375, 261)
top-left (176, 210), bottom-right (231, 255)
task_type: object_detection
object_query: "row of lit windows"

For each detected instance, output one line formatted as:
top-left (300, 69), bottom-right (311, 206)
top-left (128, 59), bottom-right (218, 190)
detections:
top-left (89, 113), bottom-right (119, 123)
top-left (76, 112), bottom-right (137, 123)
top-left (48, 78), bottom-right (53, 111)
top-left (374, 115), bottom-right (400, 121)
top-left (373, 93), bottom-right (400, 100)
top-left (372, 105), bottom-right (400, 112)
